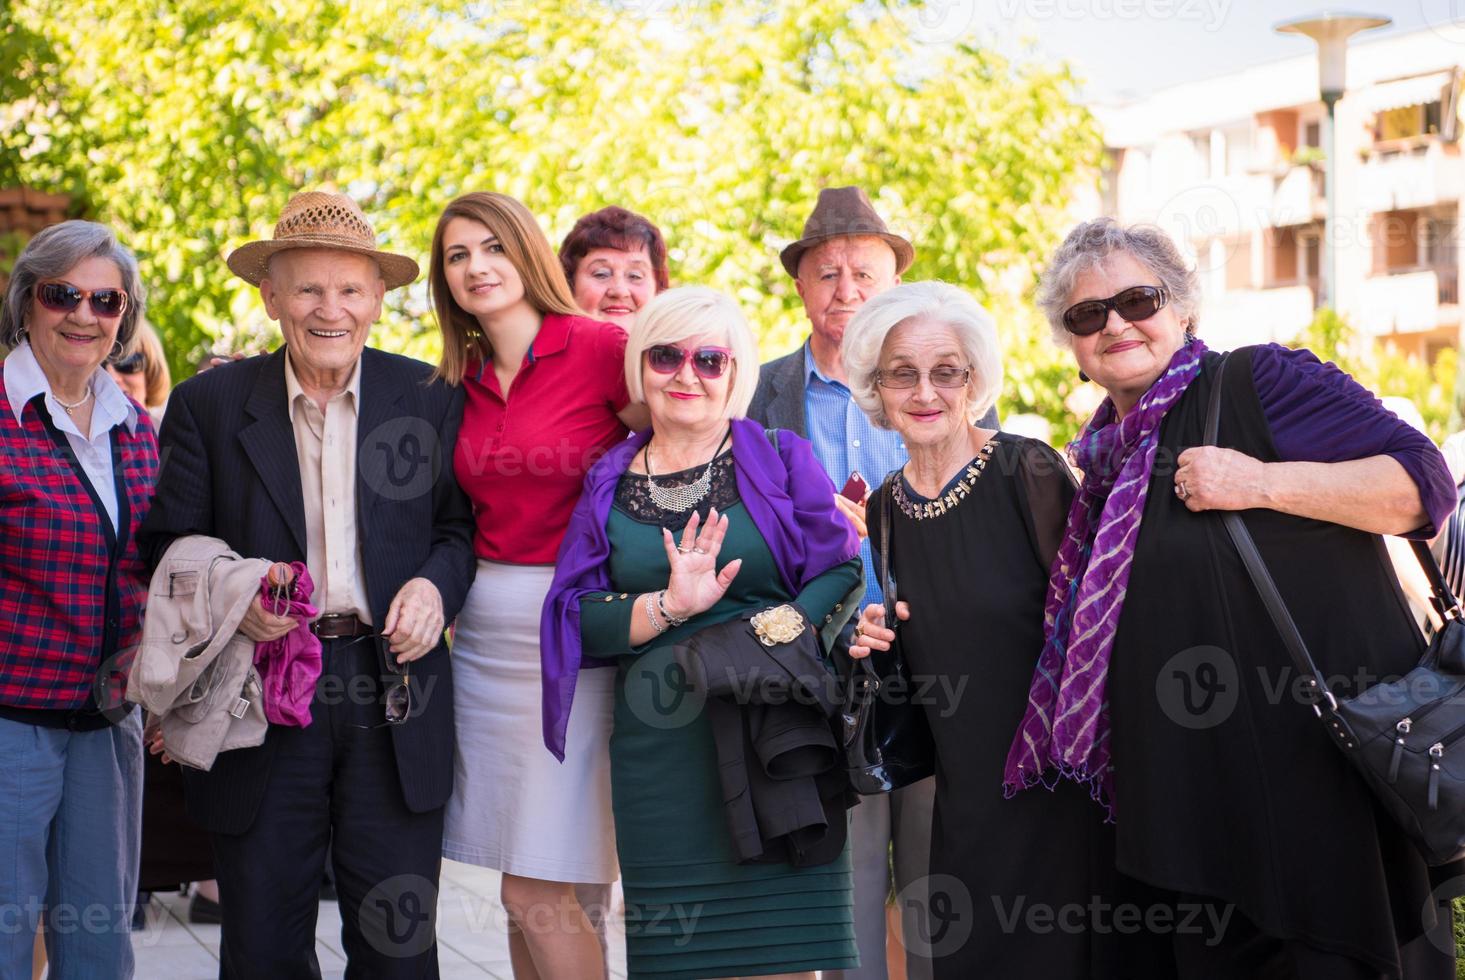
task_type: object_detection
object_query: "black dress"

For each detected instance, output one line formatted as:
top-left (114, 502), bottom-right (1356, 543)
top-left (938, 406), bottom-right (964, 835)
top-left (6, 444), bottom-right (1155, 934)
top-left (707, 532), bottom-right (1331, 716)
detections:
top-left (868, 434), bottom-right (1117, 980)
top-left (1107, 347), bottom-right (1455, 979)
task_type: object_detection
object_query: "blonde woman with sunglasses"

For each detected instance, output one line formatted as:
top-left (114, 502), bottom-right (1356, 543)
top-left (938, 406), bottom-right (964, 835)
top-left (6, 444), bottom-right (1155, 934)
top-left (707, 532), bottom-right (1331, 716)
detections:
top-left (543, 286), bottom-right (864, 979)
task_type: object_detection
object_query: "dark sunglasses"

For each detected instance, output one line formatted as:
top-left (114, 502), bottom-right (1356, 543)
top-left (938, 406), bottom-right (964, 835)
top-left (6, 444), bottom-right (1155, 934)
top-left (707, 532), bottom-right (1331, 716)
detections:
top-left (107, 352), bottom-right (146, 375)
top-left (382, 658), bottom-right (411, 726)
top-left (1061, 285), bottom-right (1167, 336)
top-left (644, 344), bottom-right (733, 380)
top-left (876, 366), bottom-right (971, 390)
top-left (349, 635), bottom-right (411, 729)
top-left (36, 281), bottom-right (129, 319)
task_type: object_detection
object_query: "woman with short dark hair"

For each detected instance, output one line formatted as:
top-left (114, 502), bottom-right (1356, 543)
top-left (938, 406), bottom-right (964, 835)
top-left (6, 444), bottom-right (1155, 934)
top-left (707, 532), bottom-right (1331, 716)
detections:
top-left (559, 205), bottom-right (670, 329)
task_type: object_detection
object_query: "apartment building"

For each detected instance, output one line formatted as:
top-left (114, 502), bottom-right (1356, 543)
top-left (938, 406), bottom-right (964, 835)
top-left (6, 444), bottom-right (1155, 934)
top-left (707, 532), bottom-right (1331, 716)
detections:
top-left (1091, 26), bottom-right (1463, 362)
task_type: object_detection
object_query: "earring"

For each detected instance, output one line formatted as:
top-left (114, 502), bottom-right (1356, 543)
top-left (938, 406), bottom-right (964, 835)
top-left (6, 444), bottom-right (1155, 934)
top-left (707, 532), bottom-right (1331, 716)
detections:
top-left (1079, 369), bottom-right (1091, 383)
top-left (108, 340), bottom-right (124, 360)
top-left (1184, 327), bottom-right (1196, 344)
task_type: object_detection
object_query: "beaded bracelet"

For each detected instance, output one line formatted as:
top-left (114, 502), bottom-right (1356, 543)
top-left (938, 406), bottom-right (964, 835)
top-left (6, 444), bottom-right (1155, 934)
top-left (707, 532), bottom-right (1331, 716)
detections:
top-left (657, 590), bottom-right (688, 628)
top-left (644, 593), bottom-right (668, 635)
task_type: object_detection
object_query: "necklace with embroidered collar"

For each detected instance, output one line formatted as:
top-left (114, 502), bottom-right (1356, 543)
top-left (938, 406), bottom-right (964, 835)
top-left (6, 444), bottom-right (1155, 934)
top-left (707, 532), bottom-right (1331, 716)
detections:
top-left (893, 437), bottom-right (1000, 520)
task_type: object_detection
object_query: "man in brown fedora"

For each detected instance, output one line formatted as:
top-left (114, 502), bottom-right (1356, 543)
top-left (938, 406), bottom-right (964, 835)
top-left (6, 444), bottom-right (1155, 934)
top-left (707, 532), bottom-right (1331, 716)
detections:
top-left (139, 190), bottom-right (475, 978)
top-left (750, 186), bottom-right (995, 980)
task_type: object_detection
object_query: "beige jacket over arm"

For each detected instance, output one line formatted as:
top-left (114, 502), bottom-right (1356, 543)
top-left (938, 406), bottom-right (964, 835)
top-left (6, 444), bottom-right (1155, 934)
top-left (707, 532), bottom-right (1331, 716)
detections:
top-left (128, 535), bottom-right (272, 770)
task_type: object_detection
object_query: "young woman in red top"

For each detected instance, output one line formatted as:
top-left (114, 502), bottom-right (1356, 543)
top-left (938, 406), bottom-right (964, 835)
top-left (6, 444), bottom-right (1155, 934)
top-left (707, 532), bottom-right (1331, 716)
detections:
top-left (430, 192), bottom-right (647, 980)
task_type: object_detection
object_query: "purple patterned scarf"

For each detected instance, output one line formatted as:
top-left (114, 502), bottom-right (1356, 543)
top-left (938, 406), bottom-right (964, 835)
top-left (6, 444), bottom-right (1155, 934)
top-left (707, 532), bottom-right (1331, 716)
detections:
top-left (1002, 338), bottom-right (1207, 819)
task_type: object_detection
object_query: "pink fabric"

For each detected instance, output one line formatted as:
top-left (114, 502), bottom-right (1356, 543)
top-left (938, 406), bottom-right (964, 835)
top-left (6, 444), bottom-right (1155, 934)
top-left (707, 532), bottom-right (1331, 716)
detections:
top-left (252, 563), bottom-right (321, 727)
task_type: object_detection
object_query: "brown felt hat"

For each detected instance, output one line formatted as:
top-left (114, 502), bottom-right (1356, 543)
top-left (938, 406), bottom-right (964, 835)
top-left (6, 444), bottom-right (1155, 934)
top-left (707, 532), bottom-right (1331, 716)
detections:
top-left (779, 186), bottom-right (915, 279)
top-left (227, 191), bottom-right (419, 289)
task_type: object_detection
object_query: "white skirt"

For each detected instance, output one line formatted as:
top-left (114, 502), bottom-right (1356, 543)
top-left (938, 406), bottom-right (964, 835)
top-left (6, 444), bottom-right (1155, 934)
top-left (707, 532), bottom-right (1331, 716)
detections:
top-left (443, 560), bottom-right (618, 883)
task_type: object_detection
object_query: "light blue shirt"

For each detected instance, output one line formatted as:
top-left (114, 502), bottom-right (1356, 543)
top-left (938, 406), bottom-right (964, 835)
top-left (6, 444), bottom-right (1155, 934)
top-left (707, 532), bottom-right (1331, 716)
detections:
top-left (5, 341), bottom-right (138, 532)
top-left (801, 341), bottom-right (907, 612)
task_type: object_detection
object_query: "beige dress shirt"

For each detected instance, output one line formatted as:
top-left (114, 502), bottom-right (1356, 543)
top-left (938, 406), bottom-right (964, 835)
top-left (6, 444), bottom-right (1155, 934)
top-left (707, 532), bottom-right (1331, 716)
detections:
top-left (284, 353), bottom-right (373, 625)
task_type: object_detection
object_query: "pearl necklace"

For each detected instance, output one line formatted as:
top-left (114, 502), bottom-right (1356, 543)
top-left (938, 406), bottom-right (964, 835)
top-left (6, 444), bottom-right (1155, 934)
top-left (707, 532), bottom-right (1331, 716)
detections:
top-left (644, 430), bottom-right (731, 513)
top-left (53, 388), bottom-right (93, 416)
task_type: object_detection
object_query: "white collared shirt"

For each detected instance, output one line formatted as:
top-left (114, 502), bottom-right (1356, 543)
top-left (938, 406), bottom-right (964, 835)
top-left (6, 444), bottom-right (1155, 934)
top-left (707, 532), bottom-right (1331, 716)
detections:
top-left (283, 351), bottom-right (372, 624)
top-left (4, 341), bottom-right (139, 532)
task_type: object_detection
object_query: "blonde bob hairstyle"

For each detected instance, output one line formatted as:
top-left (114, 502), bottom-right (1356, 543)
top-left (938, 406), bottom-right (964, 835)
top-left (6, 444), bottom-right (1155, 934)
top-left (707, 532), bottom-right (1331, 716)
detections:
top-left (125, 318), bottom-right (172, 411)
top-left (429, 192), bottom-right (583, 385)
top-left (624, 286), bottom-right (759, 421)
top-left (842, 281), bottom-right (1003, 429)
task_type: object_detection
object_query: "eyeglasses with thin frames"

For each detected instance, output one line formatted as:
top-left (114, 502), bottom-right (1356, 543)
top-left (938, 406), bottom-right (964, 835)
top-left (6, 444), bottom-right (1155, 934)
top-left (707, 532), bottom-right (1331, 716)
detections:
top-left (875, 366), bottom-right (972, 389)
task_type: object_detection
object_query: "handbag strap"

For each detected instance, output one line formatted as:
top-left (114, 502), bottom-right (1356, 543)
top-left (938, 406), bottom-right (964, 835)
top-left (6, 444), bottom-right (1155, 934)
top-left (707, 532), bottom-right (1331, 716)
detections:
top-left (1207, 355), bottom-right (1462, 714)
top-left (879, 473), bottom-right (898, 622)
top-left (1206, 355), bottom-right (1336, 710)
top-left (1412, 539), bottom-right (1464, 623)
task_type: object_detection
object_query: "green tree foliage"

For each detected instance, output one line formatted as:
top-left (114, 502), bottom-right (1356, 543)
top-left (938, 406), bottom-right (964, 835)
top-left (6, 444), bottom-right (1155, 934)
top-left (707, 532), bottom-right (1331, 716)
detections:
top-left (1292, 307), bottom-right (1457, 442)
top-left (3, 0), bottom-right (1100, 433)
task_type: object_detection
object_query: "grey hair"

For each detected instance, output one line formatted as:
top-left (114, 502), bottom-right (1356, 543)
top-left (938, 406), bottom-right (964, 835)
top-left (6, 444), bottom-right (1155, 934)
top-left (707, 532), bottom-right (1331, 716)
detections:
top-left (842, 281), bottom-right (1003, 430)
top-left (0, 220), bottom-right (147, 351)
top-left (1036, 218), bottom-right (1199, 349)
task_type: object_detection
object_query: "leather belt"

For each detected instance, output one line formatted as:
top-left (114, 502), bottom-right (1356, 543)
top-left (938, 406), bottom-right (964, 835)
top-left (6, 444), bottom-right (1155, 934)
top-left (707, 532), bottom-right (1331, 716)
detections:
top-left (310, 614), bottom-right (372, 639)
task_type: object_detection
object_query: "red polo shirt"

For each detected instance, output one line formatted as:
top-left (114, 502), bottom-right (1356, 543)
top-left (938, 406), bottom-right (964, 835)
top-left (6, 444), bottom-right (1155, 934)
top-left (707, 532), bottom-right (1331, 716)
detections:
top-left (454, 313), bottom-right (631, 564)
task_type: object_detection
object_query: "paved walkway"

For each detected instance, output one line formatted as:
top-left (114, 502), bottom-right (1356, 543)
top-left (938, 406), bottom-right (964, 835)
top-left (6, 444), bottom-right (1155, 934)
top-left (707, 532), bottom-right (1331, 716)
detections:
top-left (130, 861), bottom-right (629, 979)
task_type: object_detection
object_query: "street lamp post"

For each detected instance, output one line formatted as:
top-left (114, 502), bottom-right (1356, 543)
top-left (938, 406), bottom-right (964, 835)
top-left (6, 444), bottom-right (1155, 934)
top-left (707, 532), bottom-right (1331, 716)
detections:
top-left (1276, 12), bottom-right (1391, 310)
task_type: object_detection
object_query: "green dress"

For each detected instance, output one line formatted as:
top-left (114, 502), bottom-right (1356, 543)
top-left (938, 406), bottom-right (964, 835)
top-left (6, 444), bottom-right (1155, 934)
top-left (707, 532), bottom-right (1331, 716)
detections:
top-left (579, 452), bottom-right (862, 979)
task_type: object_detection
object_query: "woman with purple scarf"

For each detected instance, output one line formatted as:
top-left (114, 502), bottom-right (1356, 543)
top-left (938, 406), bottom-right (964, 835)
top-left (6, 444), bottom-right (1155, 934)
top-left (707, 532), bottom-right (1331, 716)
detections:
top-left (846, 282), bottom-right (1117, 978)
top-left (541, 286), bottom-right (863, 979)
top-left (1001, 218), bottom-right (1456, 979)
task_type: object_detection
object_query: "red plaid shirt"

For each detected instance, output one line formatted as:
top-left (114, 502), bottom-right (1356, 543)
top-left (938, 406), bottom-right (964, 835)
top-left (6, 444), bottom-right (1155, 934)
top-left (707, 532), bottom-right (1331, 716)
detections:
top-left (0, 375), bottom-right (157, 711)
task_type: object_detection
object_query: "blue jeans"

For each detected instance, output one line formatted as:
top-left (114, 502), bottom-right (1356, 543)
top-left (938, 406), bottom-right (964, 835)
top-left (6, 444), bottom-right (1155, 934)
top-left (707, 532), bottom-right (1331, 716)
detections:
top-left (0, 711), bottom-right (143, 980)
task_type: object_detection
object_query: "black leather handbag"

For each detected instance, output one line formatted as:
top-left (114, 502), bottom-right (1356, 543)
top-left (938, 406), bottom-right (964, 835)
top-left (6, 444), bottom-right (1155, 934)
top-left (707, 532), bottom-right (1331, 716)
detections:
top-left (1209, 355), bottom-right (1465, 865)
top-left (839, 474), bottom-right (936, 795)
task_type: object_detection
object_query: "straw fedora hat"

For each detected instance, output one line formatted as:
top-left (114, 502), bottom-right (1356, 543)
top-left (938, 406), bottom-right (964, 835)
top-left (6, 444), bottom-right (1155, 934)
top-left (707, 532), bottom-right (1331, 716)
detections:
top-left (227, 191), bottom-right (419, 289)
top-left (779, 186), bottom-right (915, 279)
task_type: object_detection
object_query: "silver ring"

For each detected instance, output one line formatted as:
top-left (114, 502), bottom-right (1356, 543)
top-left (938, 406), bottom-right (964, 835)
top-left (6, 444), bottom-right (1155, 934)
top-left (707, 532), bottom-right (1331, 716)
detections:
top-left (1176, 482), bottom-right (1189, 500)
top-left (676, 546), bottom-right (692, 554)
top-left (693, 547), bottom-right (708, 555)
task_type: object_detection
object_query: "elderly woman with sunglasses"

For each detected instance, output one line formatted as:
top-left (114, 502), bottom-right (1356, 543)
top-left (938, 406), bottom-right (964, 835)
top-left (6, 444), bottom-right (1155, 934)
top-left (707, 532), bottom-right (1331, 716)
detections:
top-left (995, 218), bottom-right (1454, 979)
top-left (544, 286), bottom-right (864, 980)
top-left (844, 281), bottom-right (1116, 978)
top-left (0, 220), bottom-right (157, 976)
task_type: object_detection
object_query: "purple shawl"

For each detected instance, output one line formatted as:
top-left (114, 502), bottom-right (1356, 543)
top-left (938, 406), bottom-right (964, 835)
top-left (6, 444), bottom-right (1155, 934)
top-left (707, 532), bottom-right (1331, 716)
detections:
top-left (539, 416), bottom-right (860, 760)
top-left (1002, 339), bottom-right (1207, 818)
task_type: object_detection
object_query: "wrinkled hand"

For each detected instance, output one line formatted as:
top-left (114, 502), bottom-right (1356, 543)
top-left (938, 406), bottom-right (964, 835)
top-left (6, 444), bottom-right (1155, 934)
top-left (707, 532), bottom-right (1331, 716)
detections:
top-left (832, 493), bottom-right (868, 539)
top-left (1174, 446), bottom-right (1267, 513)
top-left (848, 600), bottom-right (910, 659)
top-left (661, 507), bottom-right (742, 622)
top-left (197, 351), bottom-right (247, 374)
top-left (383, 577), bottom-right (444, 664)
top-left (239, 594), bottom-right (298, 643)
top-left (144, 717), bottom-right (173, 765)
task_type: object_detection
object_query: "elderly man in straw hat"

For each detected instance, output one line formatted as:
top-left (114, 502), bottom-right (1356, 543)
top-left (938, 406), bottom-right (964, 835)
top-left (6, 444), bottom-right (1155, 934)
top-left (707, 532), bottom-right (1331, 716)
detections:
top-left (139, 191), bottom-right (475, 977)
top-left (749, 186), bottom-right (997, 980)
